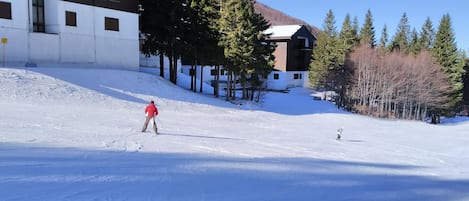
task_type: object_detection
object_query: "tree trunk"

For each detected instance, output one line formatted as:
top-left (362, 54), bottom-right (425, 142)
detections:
top-left (172, 54), bottom-right (178, 84)
top-left (190, 61), bottom-right (195, 91)
top-left (200, 65), bottom-right (204, 93)
top-left (169, 50), bottom-right (174, 83)
top-left (214, 66), bottom-right (219, 97)
top-left (226, 71), bottom-right (231, 101)
top-left (159, 53), bottom-right (165, 78)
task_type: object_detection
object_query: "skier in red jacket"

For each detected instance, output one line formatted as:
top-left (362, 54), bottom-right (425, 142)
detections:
top-left (142, 100), bottom-right (159, 133)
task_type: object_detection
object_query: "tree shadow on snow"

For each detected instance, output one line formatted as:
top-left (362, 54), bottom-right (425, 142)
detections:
top-left (23, 67), bottom-right (353, 114)
top-left (24, 67), bottom-right (235, 108)
top-left (158, 132), bottom-right (245, 141)
top-left (1, 143), bottom-right (468, 201)
top-left (259, 88), bottom-right (349, 115)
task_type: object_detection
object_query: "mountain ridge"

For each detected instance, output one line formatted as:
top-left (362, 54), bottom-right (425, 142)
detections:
top-left (254, 1), bottom-right (320, 37)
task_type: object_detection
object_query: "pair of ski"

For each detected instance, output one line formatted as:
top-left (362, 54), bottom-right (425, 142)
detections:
top-left (142, 120), bottom-right (158, 135)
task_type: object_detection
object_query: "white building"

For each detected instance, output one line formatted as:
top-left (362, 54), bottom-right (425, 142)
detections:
top-left (0, 0), bottom-right (139, 69)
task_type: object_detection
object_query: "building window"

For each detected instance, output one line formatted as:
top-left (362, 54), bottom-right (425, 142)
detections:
top-left (32, 0), bottom-right (45, 32)
top-left (274, 73), bottom-right (279, 80)
top-left (0, 1), bottom-right (12, 19)
top-left (298, 36), bottom-right (309, 48)
top-left (294, 73), bottom-right (302, 80)
top-left (65, 11), bottom-right (77, 27)
top-left (105, 17), bottom-right (119, 31)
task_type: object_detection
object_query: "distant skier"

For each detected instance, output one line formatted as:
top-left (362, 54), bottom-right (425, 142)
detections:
top-left (336, 128), bottom-right (343, 140)
top-left (141, 100), bottom-right (159, 134)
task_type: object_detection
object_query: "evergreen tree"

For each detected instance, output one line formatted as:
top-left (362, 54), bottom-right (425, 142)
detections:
top-left (359, 9), bottom-right (376, 47)
top-left (185, 0), bottom-right (221, 92)
top-left (432, 14), bottom-right (464, 111)
top-left (463, 52), bottom-right (469, 105)
top-left (323, 9), bottom-right (337, 37)
top-left (248, 13), bottom-right (276, 101)
top-left (390, 13), bottom-right (410, 53)
top-left (339, 14), bottom-right (358, 52)
top-left (140, 0), bottom-right (172, 77)
top-left (378, 24), bottom-right (389, 53)
top-left (310, 9), bottom-right (344, 101)
top-left (419, 17), bottom-right (435, 50)
top-left (218, 0), bottom-right (274, 100)
top-left (409, 28), bottom-right (422, 56)
top-left (352, 16), bottom-right (360, 39)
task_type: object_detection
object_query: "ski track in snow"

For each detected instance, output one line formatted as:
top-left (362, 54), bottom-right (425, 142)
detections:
top-left (1, 67), bottom-right (469, 201)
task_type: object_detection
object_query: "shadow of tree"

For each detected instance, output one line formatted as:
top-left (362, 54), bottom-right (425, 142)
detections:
top-left (1, 143), bottom-right (468, 201)
top-left (25, 67), bottom-right (235, 108)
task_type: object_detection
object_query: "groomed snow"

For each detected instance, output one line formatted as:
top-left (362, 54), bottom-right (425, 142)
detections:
top-left (1, 67), bottom-right (469, 201)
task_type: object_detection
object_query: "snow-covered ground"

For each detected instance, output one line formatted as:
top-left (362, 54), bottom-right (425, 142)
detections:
top-left (1, 67), bottom-right (469, 201)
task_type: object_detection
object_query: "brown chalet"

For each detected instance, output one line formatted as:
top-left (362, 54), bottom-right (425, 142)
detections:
top-left (264, 25), bottom-right (315, 90)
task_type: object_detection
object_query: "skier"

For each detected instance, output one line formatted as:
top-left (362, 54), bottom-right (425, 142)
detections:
top-left (141, 100), bottom-right (159, 133)
top-left (336, 128), bottom-right (343, 140)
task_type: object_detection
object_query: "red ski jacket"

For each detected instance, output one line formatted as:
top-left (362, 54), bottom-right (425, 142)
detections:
top-left (145, 103), bottom-right (158, 117)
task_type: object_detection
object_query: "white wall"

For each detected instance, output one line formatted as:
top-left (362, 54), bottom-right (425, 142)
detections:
top-left (0, 0), bottom-right (29, 63)
top-left (267, 71), bottom-right (307, 90)
top-left (29, 33), bottom-right (60, 62)
top-left (180, 65), bottom-right (228, 82)
top-left (0, 0), bottom-right (139, 69)
top-left (267, 72), bottom-right (288, 90)
top-left (180, 65), bottom-right (308, 91)
top-left (92, 6), bottom-right (139, 69)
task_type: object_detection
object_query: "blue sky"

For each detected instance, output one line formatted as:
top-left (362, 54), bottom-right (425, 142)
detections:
top-left (257, 0), bottom-right (469, 51)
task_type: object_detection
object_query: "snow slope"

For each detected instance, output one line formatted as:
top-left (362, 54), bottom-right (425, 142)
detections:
top-left (1, 67), bottom-right (469, 201)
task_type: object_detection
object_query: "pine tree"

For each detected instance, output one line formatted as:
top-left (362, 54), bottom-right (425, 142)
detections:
top-left (352, 16), bottom-right (360, 39)
top-left (419, 17), bottom-right (435, 50)
top-left (218, 0), bottom-right (274, 100)
top-left (339, 14), bottom-right (358, 52)
top-left (186, 0), bottom-right (221, 92)
top-left (378, 24), bottom-right (389, 53)
top-left (166, 0), bottom-right (190, 84)
top-left (463, 52), bottom-right (469, 105)
top-left (390, 13), bottom-right (410, 53)
top-left (359, 9), bottom-right (376, 47)
top-left (309, 10), bottom-right (339, 89)
top-left (408, 28), bottom-right (422, 56)
top-left (432, 14), bottom-right (464, 111)
top-left (140, 0), bottom-right (172, 77)
top-left (248, 13), bottom-right (276, 101)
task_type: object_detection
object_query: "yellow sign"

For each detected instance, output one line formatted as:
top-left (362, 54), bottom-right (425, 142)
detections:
top-left (1, 38), bottom-right (7, 44)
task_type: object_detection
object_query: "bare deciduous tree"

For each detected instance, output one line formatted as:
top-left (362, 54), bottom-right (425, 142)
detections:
top-left (346, 45), bottom-right (450, 120)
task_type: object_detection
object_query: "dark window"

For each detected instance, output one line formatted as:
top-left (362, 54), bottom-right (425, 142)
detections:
top-left (300, 73), bottom-right (303, 79)
top-left (294, 74), bottom-right (299, 80)
top-left (32, 0), bottom-right (45, 32)
top-left (105, 17), bottom-right (119, 31)
top-left (298, 38), bottom-right (306, 49)
top-left (0, 1), bottom-right (12, 19)
top-left (65, 11), bottom-right (77, 26)
top-left (274, 73), bottom-right (279, 80)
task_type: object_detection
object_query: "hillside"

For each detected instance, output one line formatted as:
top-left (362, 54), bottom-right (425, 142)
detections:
top-left (1, 67), bottom-right (469, 201)
top-left (254, 1), bottom-right (320, 37)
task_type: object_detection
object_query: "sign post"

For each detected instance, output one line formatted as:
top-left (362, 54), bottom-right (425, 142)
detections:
top-left (1, 37), bottom-right (7, 67)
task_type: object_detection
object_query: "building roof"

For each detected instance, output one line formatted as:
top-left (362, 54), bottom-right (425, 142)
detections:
top-left (264, 25), bottom-right (302, 39)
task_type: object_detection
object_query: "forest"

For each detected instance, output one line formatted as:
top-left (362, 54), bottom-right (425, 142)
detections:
top-left (309, 10), bottom-right (469, 120)
top-left (139, 0), bottom-right (276, 101)
top-left (140, 0), bottom-right (469, 120)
